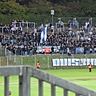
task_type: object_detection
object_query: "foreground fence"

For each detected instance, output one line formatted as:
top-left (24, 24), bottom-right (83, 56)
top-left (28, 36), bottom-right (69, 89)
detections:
top-left (0, 66), bottom-right (96, 96)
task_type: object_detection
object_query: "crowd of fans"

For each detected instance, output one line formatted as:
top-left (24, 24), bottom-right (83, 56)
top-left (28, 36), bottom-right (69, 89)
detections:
top-left (0, 18), bottom-right (96, 55)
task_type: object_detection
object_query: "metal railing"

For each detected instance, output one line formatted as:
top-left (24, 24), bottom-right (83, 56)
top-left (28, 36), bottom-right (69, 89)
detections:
top-left (0, 66), bottom-right (96, 96)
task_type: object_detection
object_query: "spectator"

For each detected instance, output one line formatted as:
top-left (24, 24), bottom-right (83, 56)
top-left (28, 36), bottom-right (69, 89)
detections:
top-left (0, 18), bottom-right (96, 55)
top-left (36, 61), bottom-right (41, 69)
top-left (88, 63), bottom-right (92, 72)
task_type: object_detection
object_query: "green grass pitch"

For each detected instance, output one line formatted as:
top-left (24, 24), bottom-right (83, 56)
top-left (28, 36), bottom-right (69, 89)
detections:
top-left (0, 68), bottom-right (96, 96)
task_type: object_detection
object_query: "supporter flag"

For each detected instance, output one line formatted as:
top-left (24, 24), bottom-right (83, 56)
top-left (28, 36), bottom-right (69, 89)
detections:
top-left (85, 22), bottom-right (89, 29)
top-left (40, 24), bottom-right (48, 43)
top-left (40, 24), bottom-right (44, 44)
top-left (40, 28), bottom-right (44, 44)
top-left (44, 25), bottom-right (48, 42)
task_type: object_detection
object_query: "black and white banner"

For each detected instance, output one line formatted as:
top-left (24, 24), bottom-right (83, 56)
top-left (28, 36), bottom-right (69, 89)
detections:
top-left (52, 58), bottom-right (96, 66)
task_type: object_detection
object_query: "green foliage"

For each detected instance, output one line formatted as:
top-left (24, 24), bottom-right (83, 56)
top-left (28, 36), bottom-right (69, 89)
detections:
top-left (0, 0), bottom-right (96, 24)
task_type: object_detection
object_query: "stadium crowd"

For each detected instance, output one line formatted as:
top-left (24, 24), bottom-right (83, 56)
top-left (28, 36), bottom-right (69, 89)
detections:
top-left (0, 18), bottom-right (96, 55)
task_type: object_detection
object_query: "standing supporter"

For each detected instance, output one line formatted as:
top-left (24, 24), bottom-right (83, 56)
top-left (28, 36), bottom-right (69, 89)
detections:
top-left (36, 61), bottom-right (41, 69)
top-left (88, 63), bottom-right (92, 72)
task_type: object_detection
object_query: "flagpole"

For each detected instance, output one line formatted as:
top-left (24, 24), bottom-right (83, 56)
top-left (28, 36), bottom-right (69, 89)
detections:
top-left (51, 10), bottom-right (54, 26)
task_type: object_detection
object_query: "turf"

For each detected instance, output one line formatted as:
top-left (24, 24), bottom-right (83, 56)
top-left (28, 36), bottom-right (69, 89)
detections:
top-left (45, 68), bottom-right (96, 90)
top-left (0, 68), bottom-right (96, 96)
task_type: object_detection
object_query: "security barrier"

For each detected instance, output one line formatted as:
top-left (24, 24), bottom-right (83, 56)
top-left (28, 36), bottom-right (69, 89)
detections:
top-left (0, 66), bottom-right (96, 96)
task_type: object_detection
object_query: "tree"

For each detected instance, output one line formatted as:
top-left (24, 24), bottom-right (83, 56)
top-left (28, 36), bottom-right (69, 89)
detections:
top-left (16, 0), bottom-right (31, 5)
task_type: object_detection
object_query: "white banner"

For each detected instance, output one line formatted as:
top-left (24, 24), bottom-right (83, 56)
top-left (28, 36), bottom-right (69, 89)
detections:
top-left (52, 58), bottom-right (96, 66)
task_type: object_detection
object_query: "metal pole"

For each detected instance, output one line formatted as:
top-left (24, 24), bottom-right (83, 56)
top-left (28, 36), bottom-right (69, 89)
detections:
top-left (35, 54), bottom-right (37, 67)
top-left (2, 27), bottom-right (4, 34)
top-left (21, 55), bottom-right (23, 65)
top-left (52, 15), bottom-right (53, 26)
top-left (34, 22), bottom-right (35, 29)
top-left (47, 55), bottom-right (50, 68)
top-left (51, 10), bottom-right (54, 26)
top-left (26, 21), bottom-right (28, 32)
top-left (14, 49), bottom-right (16, 63)
top-left (7, 56), bottom-right (8, 66)
top-left (0, 57), bottom-right (1, 66)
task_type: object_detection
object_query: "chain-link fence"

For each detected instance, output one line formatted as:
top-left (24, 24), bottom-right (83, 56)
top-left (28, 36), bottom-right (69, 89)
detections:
top-left (0, 53), bottom-right (96, 69)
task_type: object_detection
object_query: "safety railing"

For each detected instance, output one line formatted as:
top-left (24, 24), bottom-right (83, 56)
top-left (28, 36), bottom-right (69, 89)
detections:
top-left (0, 66), bottom-right (96, 96)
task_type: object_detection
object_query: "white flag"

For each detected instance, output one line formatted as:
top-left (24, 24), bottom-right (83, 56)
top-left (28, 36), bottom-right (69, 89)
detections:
top-left (40, 30), bottom-right (44, 44)
top-left (44, 25), bottom-right (48, 42)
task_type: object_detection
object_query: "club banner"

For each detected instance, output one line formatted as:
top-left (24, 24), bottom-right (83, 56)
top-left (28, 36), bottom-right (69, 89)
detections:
top-left (52, 58), bottom-right (96, 66)
top-left (43, 48), bottom-right (51, 54)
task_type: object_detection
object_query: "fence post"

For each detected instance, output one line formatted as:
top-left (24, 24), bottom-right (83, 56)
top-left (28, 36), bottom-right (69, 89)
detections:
top-left (6, 56), bottom-right (9, 66)
top-left (64, 88), bottom-right (68, 96)
top-left (47, 55), bottom-right (50, 68)
top-left (19, 67), bottom-right (30, 96)
top-left (4, 76), bottom-right (9, 96)
top-left (38, 79), bottom-right (43, 96)
top-left (20, 56), bottom-right (23, 65)
top-left (35, 55), bottom-right (37, 66)
top-left (51, 84), bottom-right (56, 96)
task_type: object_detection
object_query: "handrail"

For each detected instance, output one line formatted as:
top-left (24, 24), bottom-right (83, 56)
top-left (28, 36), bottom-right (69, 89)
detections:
top-left (0, 66), bottom-right (96, 96)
